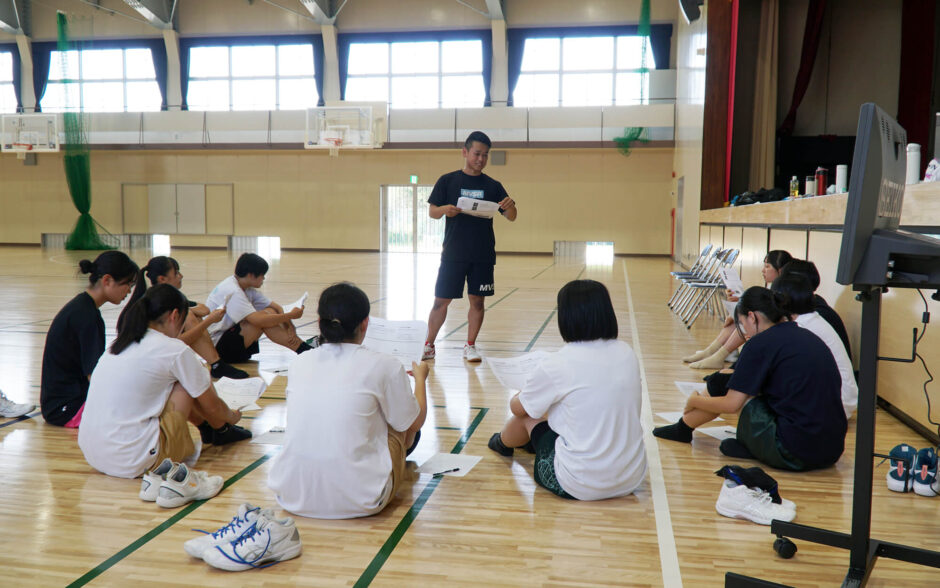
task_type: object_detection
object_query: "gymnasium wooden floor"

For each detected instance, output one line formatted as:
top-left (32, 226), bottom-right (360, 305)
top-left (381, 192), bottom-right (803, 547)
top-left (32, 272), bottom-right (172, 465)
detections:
top-left (0, 246), bottom-right (938, 587)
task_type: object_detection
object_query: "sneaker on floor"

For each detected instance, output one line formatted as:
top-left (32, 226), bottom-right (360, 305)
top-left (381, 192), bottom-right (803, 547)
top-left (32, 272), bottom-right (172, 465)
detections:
top-left (156, 463), bottom-right (224, 508)
top-left (140, 458), bottom-right (178, 502)
top-left (912, 447), bottom-right (939, 497)
top-left (211, 424), bottom-right (253, 446)
top-left (886, 443), bottom-right (917, 493)
top-left (184, 503), bottom-right (271, 558)
top-left (715, 480), bottom-right (796, 525)
top-left (202, 511), bottom-right (302, 571)
top-left (463, 344), bottom-right (482, 362)
top-left (0, 390), bottom-right (35, 419)
top-left (210, 362), bottom-right (250, 380)
top-left (421, 343), bottom-right (435, 361)
top-left (488, 432), bottom-right (514, 457)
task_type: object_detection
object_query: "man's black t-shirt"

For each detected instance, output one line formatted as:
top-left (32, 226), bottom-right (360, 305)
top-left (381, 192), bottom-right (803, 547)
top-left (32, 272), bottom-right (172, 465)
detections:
top-left (428, 170), bottom-right (508, 264)
top-left (728, 321), bottom-right (846, 467)
top-left (40, 292), bottom-right (105, 425)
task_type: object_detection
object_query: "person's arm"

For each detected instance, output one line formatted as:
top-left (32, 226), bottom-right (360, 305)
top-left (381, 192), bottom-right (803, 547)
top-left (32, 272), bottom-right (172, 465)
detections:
top-left (498, 196), bottom-right (517, 222)
top-left (266, 301), bottom-right (284, 314)
top-left (407, 361), bottom-right (430, 435)
top-left (194, 383), bottom-right (242, 427)
top-left (190, 303), bottom-right (211, 318)
top-left (684, 389), bottom-right (749, 415)
top-left (179, 308), bottom-right (224, 346)
top-left (429, 203), bottom-right (461, 219)
top-left (243, 306), bottom-right (302, 328)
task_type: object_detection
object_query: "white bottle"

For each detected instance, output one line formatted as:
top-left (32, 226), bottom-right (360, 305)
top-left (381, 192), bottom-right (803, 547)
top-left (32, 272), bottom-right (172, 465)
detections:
top-left (906, 143), bottom-right (921, 184)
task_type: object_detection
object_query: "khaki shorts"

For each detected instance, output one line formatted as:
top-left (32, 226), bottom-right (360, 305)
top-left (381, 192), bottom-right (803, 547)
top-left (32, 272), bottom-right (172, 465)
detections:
top-left (152, 401), bottom-right (195, 468)
top-left (379, 429), bottom-right (408, 509)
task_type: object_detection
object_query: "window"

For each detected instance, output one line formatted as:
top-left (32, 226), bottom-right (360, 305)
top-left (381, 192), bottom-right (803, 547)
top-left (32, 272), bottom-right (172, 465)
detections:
top-left (346, 40), bottom-right (484, 109)
top-left (514, 36), bottom-right (654, 107)
top-left (42, 48), bottom-right (161, 113)
top-left (187, 44), bottom-right (317, 111)
top-left (0, 52), bottom-right (15, 113)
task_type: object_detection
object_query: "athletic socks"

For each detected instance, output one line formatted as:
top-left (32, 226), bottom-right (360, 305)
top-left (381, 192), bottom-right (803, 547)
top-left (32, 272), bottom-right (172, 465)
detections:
top-left (652, 418), bottom-right (694, 443)
top-left (719, 438), bottom-right (755, 460)
top-left (198, 421), bottom-right (253, 445)
top-left (210, 361), bottom-right (250, 380)
top-left (488, 433), bottom-right (514, 457)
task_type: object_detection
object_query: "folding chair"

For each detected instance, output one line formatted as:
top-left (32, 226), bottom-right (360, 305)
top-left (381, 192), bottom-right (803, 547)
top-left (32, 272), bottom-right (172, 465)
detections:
top-left (682, 249), bottom-right (740, 328)
top-left (667, 244), bottom-right (713, 307)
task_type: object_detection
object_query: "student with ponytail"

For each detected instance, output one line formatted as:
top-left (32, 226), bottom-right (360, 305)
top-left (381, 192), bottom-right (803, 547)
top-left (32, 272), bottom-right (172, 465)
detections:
top-left (654, 286), bottom-right (846, 471)
top-left (119, 256), bottom-right (249, 379)
top-left (79, 284), bottom-right (247, 479)
top-left (268, 282), bottom-right (429, 519)
top-left (41, 251), bottom-right (139, 427)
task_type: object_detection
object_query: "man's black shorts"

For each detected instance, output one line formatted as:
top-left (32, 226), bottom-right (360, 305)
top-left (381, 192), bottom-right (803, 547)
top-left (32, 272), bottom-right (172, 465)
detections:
top-left (434, 260), bottom-right (495, 299)
top-left (215, 323), bottom-right (259, 363)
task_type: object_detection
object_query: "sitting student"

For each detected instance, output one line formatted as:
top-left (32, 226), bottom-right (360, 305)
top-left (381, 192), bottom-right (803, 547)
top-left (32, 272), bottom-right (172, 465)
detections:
top-left (488, 279), bottom-right (647, 500)
top-left (771, 274), bottom-right (857, 418)
top-left (654, 287), bottom-right (846, 471)
top-left (78, 284), bottom-right (248, 480)
top-left (778, 259), bottom-right (851, 357)
top-left (684, 250), bottom-right (793, 369)
top-left (119, 256), bottom-right (248, 379)
top-left (267, 282), bottom-right (429, 519)
top-left (41, 251), bottom-right (139, 427)
top-left (206, 253), bottom-right (313, 363)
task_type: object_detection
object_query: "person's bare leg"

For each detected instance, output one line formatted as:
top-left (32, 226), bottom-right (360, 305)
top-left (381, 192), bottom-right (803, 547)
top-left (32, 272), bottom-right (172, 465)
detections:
top-left (425, 297), bottom-right (452, 345)
top-left (499, 415), bottom-right (538, 447)
top-left (683, 319), bottom-right (735, 362)
top-left (689, 328), bottom-right (745, 369)
top-left (189, 328), bottom-right (221, 365)
top-left (263, 322), bottom-right (303, 351)
top-left (466, 294), bottom-right (485, 344)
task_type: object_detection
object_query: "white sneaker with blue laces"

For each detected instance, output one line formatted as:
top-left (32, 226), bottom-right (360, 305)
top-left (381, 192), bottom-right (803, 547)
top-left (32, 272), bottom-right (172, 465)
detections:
top-left (184, 503), bottom-right (270, 558)
top-left (202, 511), bottom-right (302, 571)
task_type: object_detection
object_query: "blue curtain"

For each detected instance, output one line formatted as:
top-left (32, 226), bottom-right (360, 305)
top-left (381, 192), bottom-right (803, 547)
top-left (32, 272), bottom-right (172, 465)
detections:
top-left (0, 44), bottom-right (21, 111)
top-left (148, 40), bottom-right (169, 110)
top-left (31, 42), bottom-right (54, 112)
top-left (179, 34), bottom-right (325, 110)
top-left (337, 29), bottom-right (491, 105)
top-left (506, 24), bottom-right (673, 106)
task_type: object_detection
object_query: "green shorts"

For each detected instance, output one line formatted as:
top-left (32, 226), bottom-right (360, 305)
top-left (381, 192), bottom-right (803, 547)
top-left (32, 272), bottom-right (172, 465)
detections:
top-left (737, 397), bottom-right (807, 471)
top-left (531, 422), bottom-right (576, 500)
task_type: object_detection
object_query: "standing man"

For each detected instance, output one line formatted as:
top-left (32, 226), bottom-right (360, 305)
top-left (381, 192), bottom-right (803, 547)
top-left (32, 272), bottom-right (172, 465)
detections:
top-left (423, 131), bottom-right (518, 362)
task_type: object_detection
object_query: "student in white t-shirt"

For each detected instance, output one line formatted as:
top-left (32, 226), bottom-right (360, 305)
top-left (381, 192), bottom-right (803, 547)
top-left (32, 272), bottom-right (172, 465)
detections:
top-left (205, 253), bottom-right (314, 365)
top-left (267, 282), bottom-right (430, 519)
top-left (771, 273), bottom-right (857, 418)
top-left (488, 279), bottom-right (647, 501)
top-left (79, 284), bottom-right (246, 479)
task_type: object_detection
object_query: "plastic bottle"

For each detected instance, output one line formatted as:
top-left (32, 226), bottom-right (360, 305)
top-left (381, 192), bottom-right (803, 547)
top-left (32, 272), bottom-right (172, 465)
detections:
top-left (789, 176), bottom-right (799, 198)
top-left (815, 167), bottom-right (827, 196)
top-left (805, 176), bottom-right (815, 197)
top-left (906, 144), bottom-right (921, 184)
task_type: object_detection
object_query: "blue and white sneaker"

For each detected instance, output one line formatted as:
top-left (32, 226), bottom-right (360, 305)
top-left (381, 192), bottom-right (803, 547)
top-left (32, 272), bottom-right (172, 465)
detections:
top-left (202, 511), bottom-right (302, 571)
top-left (912, 447), bottom-right (939, 497)
top-left (183, 503), bottom-right (270, 558)
top-left (886, 444), bottom-right (916, 493)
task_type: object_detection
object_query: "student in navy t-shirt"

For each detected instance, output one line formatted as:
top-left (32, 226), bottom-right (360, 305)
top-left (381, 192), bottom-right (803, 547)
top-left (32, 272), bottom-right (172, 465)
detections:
top-left (654, 286), bottom-right (846, 471)
top-left (422, 131), bottom-right (518, 363)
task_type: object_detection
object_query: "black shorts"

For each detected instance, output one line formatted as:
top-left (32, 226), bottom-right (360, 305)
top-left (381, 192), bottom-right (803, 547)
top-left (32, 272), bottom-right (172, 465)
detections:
top-left (530, 421), bottom-right (576, 500)
top-left (434, 260), bottom-right (495, 299)
top-left (215, 323), bottom-right (259, 363)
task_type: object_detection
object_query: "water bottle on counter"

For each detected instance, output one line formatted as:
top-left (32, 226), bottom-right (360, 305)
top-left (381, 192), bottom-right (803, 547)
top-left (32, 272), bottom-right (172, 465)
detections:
top-left (789, 176), bottom-right (799, 198)
top-left (805, 176), bottom-right (816, 197)
top-left (906, 144), bottom-right (921, 184)
top-left (815, 167), bottom-right (828, 196)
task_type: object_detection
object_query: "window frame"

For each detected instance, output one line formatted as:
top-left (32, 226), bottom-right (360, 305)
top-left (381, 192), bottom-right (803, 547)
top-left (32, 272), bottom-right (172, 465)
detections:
top-left (0, 48), bottom-right (17, 114)
top-left (43, 47), bottom-right (161, 113)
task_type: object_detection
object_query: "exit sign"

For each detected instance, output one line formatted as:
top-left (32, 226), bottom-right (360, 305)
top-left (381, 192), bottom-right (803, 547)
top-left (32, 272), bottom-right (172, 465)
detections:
top-left (409, 175), bottom-right (418, 184)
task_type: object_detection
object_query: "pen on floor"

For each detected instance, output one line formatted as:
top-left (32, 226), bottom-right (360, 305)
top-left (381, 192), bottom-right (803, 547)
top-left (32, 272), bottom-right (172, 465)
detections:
top-left (433, 467), bottom-right (460, 476)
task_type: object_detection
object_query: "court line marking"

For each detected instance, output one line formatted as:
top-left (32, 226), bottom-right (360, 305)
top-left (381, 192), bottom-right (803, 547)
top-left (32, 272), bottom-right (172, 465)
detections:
top-left (66, 451), bottom-right (277, 587)
top-left (354, 407), bottom-right (488, 587)
top-left (621, 259), bottom-right (682, 587)
top-left (530, 262), bottom-right (555, 279)
top-left (0, 411), bottom-right (39, 429)
top-left (524, 309), bottom-right (556, 352)
top-left (442, 287), bottom-right (519, 340)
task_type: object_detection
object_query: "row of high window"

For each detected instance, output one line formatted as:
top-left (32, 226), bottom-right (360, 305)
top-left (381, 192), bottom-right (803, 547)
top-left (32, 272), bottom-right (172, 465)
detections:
top-left (0, 35), bottom-right (655, 114)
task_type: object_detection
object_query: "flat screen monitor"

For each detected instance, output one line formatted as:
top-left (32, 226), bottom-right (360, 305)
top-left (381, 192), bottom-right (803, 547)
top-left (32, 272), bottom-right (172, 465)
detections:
top-left (835, 103), bottom-right (908, 285)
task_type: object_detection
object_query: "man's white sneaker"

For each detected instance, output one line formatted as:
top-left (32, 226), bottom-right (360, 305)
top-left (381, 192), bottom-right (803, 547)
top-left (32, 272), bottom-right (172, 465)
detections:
top-left (421, 343), bottom-right (436, 361)
top-left (715, 480), bottom-right (796, 525)
top-left (463, 344), bottom-right (482, 362)
top-left (140, 458), bottom-right (178, 502)
top-left (0, 390), bottom-right (35, 418)
top-left (202, 511), bottom-right (302, 571)
top-left (156, 463), bottom-right (223, 508)
top-left (184, 503), bottom-right (271, 558)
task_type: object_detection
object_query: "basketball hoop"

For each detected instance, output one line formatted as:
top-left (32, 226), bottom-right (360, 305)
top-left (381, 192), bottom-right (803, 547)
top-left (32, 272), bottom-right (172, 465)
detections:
top-left (324, 137), bottom-right (343, 157)
top-left (12, 143), bottom-right (32, 160)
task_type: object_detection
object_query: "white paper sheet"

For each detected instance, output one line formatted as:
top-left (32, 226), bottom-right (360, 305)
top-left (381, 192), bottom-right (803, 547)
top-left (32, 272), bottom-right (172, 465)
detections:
top-left (698, 426), bottom-right (736, 441)
top-left (655, 411), bottom-right (723, 423)
top-left (415, 453), bottom-right (482, 477)
top-left (718, 267), bottom-right (744, 297)
top-left (282, 291), bottom-right (309, 314)
top-left (675, 381), bottom-right (707, 398)
top-left (215, 376), bottom-right (267, 411)
top-left (722, 299), bottom-right (738, 318)
top-left (456, 196), bottom-right (500, 219)
top-left (362, 316), bottom-right (428, 369)
top-left (214, 293), bottom-right (232, 311)
top-left (250, 426), bottom-right (285, 445)
top-left (486, 351), bottom-right (549, 391)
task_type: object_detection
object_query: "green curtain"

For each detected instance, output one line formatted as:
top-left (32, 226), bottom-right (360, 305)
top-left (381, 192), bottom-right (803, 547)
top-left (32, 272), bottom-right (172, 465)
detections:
top-left (614, 0), bottom-right (651, 156)
top-left (58, 12), bottom-right (113, 250)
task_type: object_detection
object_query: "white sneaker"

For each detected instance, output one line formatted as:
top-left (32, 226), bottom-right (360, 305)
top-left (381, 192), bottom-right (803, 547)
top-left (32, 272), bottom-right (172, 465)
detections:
top-left (156, 463), bottom-right (223, 508)
top-left (184, 503), bottom-right (270, 558)
top-left (715, 480), bottom-right (796, 525)
top-left (202, 511), bottom-right (302, 571)
top-left (421, 343), bottom-right (436, 361)
top-left (0, 390), bottom-right (35, 418)
top-left (463, 344), bottom-right (482, 362)
top-left (140, 458), bottom-right (178, 502)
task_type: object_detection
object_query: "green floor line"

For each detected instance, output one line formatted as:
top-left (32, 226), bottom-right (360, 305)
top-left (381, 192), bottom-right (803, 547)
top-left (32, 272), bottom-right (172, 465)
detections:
top-left (66, 451), bottom-right (276, 588)
top-left (530, 262), bottom-right (556, 279)
top-left (441, 287), bottom-right (519, 341)
top-left (354, 407), bottom-right (488, 587)
top-left (575, 265), bottom-right (586, 279)
top-left (0, 411), bottom-right (38, 429)
top-left (525, 309), bottom-right (557, 352)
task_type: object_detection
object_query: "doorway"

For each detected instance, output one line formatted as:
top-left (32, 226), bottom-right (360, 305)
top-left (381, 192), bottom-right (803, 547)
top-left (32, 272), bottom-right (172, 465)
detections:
top-left (381, 185), bottom-right (443, 253)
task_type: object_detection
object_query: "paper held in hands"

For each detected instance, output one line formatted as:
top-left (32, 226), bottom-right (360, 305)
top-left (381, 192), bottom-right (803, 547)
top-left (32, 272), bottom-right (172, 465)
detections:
top-left (456, 196), bottom-right (500, 219)
top-left (362, 316), bottom-right (428, 369)
top-left (215, 376), bottom-right (267, 411)
top-left (486, 351), bottom-right (549, 390)
top-left (718, 267), bottom-right (744, 298)
top-left (214, 293), bottom-right (232, 312)
top-left (282, 292), bottom-right (308, 314)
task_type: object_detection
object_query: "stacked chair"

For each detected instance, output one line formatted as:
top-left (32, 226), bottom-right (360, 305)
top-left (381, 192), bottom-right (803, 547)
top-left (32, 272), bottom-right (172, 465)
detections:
top-left (668, 246), bottom-right (739, 328)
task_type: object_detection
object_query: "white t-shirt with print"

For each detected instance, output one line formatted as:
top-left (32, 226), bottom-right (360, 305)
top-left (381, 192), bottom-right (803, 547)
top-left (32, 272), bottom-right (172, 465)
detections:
top-left (795, 312), bottom-right (858, 418)
top-left (518, 339), bottom-right (647, 501)
top-left (78, 329), bottom-right (211, 478)
top-left (205, 275), bottom-right (272, 344)
top-left (267, 343), bottom-right (420, 519)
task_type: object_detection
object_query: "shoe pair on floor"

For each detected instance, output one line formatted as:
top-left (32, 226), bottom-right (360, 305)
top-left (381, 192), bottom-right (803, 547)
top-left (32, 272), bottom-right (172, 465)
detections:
top-left (421, 343), bottom-right (482, 362)
top-left (887, 443), bottom-right (939, 496)
top-left (0, 390), bottom-right (34, 419)
top-left (715, 480), bottom-right (796, 526)
top-left (184, 503), bottom-right (302, 571)
top-left (140, 459), bottom-right (224, 508)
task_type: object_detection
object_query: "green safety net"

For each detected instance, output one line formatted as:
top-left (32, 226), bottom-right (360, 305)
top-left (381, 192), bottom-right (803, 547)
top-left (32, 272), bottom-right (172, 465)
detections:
top-left (59, 12), bottom-right (114, 250)
top-left (614, 0), bottom-right (651, 156)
